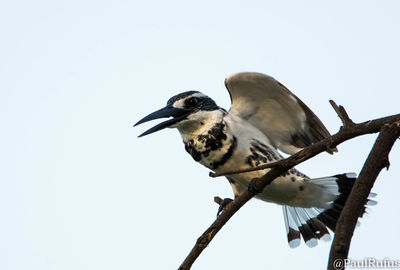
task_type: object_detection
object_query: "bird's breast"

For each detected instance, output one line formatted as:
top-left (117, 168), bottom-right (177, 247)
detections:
top-left (183, 121), bottom-right (237, 170)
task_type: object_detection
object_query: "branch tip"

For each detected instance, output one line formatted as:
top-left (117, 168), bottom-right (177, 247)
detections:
top-left (385, 159), bottom-right (390, 170)
top-left (214, 196), bottom-right (223, 205)
top-left (329, 100), bottom-right (355, 127)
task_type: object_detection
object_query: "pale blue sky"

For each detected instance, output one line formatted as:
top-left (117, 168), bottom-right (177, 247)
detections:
top-left (1, 1), bottom-right (399, 269)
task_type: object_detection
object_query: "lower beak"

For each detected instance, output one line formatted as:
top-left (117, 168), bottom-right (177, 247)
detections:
top-left (134, 106), bottom-right (190, 137)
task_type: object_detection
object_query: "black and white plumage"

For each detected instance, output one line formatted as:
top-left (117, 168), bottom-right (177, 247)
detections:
top-left (134, 72), bottom-right (375, 248)
top-left (226, 72), bottom-right (337, 155)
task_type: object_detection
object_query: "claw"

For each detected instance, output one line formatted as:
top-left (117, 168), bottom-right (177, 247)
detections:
top-left (217, 198), bottom-right (233, 217)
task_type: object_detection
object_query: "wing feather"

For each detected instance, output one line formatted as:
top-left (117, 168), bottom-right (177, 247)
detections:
top-left (225, 72), bottom-right (336, 154)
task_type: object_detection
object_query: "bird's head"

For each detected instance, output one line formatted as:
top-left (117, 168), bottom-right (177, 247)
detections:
top-left (134, 91), bottom-right (220, 137)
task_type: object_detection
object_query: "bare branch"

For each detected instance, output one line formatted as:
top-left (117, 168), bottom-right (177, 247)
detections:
top-left (209, 160), bottom-right (281, 177)
top-left (178, 102), bottom-right (400, 270)
top-left (179, 165), bottom-right (286, 270)
top-left (211, 111), bottom-right (400, 178)
top-left (213, 196), bottom-right (223, 205)
top-left (328, 121), bottom-right (400, 270)
top-left (329, 100), bottom-right (355, 127)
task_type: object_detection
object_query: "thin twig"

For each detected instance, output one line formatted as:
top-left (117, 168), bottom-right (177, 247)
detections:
top-left (329, 100), bottom-right (355, 127)
top-left (209, 160), bottom-right (281, 177)
top-left (213, 196), bottom-right (223, 205)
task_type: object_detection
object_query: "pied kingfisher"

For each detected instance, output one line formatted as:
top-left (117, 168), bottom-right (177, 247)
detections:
top-left (135, 72), bottom-right (375, 248)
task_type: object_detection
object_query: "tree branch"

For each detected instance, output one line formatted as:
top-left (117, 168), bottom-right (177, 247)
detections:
top-left (178, 103), bottom-right (400, 270)
top-left (329, 100), bottom-right (355, 127)
top-left (210, 111), bottom-right (400, 178)
top-left (327, 121), bottom-right (400, 270)
top-left (209, 160), bottom-right (281, 177)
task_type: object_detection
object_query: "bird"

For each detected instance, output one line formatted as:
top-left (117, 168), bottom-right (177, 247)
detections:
top-left (134, 72), bottom-right (375, 248)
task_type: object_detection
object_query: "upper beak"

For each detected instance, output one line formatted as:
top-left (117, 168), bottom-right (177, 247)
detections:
top-left (134, 105), bottom-right (191, 137)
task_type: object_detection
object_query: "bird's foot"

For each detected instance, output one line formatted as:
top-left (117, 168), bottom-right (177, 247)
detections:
top-left (216, 197), bottom-right (233, 217)
top-left (248, 178), bottom-right (262, 194)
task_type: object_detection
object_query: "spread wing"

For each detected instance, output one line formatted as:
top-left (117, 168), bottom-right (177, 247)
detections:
top-left (225, 72), bottom-right (336, 155)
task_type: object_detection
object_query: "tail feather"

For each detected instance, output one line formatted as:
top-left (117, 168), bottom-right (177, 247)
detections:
top-left (292, 207), bottom-right (318, 247)
top-left (316, 173), bottom-right (374, 231)
top-left (282, 173), bottom-right (376, 248)
top-left (283, 206), bottom-right (331, 248)
top-left (300, 207), bottom-right (330, 241)
top-left (306, 218), bottom-right (331, 242)
top-left (282, 206), bottom-right (301, 248)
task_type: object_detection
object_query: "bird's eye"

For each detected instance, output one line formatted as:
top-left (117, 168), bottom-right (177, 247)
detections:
top-left (186, 97), bottom-right (199, 107)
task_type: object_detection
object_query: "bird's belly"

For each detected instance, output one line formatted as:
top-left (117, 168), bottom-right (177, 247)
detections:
top-left (228, 171), bottom-right (304, 205)
top-left (227, 170), bottom-right (336, 208)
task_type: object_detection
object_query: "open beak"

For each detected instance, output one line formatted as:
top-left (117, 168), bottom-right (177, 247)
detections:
top-left (134, 105), bottom-right (191, 137)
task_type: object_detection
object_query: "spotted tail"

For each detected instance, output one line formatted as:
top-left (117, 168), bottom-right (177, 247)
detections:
top-left (283, 173), bottom-right (377, 248)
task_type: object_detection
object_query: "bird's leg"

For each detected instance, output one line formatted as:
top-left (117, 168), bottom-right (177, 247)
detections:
top-left (248, 177), bottom-right (262, 194)
top-left (215, 197), bottom-right (234, 217)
